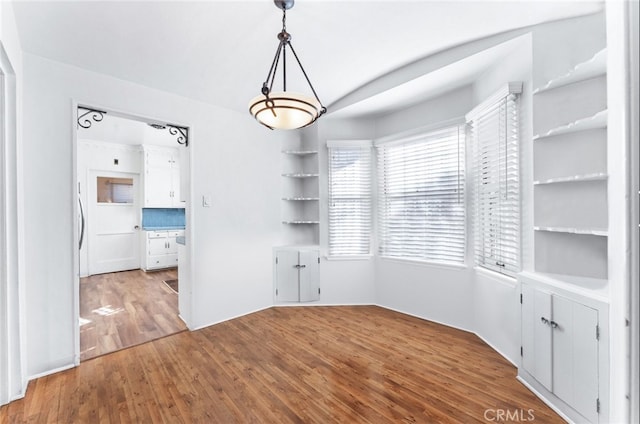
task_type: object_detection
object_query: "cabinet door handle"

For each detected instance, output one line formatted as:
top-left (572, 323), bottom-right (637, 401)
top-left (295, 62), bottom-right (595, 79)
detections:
top-left (550, 320), bottom-right (559, 329)
top-left (540, 317), bottom-right (550, 325)
top-left (294, 264), bottom-right (307, 269)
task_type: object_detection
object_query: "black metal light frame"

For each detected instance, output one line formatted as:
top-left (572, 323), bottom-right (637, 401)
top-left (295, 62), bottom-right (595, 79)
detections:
top-left (249, 0), bottom-right (326, 129)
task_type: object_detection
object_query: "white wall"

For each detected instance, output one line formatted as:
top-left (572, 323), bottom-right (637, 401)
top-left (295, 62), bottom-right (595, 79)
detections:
top-left (21, 53), bottom-right (290, 377)
top-left (373, 86), bottom-right (475, 331)
top-left (0, 0), bottom-right (27, 404)
top-left (471, 35), bottom-right (533, 365)
top-left (605, 2), bottom-right (634, 421)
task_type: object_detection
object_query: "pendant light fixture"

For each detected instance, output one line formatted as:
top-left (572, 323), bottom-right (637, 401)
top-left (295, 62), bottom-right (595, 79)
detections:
top-left (249, 0), bottom-right (326, 130)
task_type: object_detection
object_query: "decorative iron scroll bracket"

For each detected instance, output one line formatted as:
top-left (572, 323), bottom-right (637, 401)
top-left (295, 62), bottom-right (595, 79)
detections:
top-left (168, 125), bottom-right (189, 147)
top-left (77, 107), bottom-right (107, 129)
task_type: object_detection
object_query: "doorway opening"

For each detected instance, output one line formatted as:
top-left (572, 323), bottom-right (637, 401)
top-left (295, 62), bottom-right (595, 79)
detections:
top-left (74, 108), bottom-right (189, 361)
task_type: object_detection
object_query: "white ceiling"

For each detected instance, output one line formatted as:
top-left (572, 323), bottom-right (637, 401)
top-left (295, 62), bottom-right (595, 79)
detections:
top-left (11, 1), bottom-right (603, 117)
top-left (330, 35), bottom-right (524, 119)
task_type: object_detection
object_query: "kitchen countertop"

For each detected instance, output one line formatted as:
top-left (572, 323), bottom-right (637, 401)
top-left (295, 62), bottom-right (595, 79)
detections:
top-left (142, 226), bottom-right (186, 231)
top-left (176, 236), bottom-right (186, 245)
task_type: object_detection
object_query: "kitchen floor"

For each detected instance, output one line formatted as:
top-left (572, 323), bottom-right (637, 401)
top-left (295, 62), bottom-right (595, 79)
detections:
top-left (79, 268), bottom-right (187, 361)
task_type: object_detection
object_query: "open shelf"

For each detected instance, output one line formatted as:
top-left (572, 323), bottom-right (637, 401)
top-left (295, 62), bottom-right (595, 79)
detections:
top-left (281, 150), bottom-right (318, 155)
top-left (533, 48), bottom-right (607, 94)
top-left (282, 173), bottom-right (319, 178)
top-left (533, 109), bottom-right (607, 141)
top-left (534, 226), bottom-right (608, 237)
top-left (280, 137), bottom-right (320, 244)
top-left (533, 172), bottom-right (607, 185)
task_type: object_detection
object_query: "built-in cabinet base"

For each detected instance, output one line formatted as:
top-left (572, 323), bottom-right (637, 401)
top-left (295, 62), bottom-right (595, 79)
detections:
top-left (273, 246), bottom-right (320, 303)
top-left (519, 273), bottom-right (609, 423)
top-left (142, 230), bottom-right (184, 271)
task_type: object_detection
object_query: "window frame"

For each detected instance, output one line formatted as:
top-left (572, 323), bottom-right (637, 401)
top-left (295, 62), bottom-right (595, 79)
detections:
top-left (375, 121), bottom-right (467, 266)
top-left (326, 139), bottom-right (373, 259)
top-left (466, 82), bottom-right (522, 278)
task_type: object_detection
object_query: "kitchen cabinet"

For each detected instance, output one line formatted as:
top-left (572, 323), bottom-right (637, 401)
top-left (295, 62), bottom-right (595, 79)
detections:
top-left (142, 145), bottom-right (184, 208)
top-left (142, 230), bottom-right (183, 270)
top-left (521, 282), bottom-right (602, 423)
top-left (274, 247), bottom-right (320, 302)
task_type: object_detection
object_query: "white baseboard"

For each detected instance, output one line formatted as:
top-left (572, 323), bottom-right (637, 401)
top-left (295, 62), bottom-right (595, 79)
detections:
top-left (516, 376), bottom-right (574, 423)
top-left (190, 305), bottom-right (273, 331)
top-left (28, 362), bottom-right (76, 382)
top-left (475, 333), bottom-right (518, 367)
top-left (374, 303), bottom-right (474, 335)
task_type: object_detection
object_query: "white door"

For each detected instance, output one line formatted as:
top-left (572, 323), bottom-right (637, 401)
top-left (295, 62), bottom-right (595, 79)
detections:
top-left (88, 171), bottom-right (141, 275)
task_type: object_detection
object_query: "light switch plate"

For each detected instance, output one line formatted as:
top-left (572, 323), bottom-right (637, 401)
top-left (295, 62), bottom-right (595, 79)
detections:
top-left (202, 195), bottom-right (212, 207)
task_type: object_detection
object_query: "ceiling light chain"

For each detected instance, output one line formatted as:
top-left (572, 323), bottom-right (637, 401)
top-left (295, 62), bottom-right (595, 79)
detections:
top-left (249, 0), bottom-right (326, 130)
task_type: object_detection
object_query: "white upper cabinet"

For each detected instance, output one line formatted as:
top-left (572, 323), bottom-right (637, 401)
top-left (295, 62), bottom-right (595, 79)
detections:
top-left (142, 145), bottom-right (184, 208)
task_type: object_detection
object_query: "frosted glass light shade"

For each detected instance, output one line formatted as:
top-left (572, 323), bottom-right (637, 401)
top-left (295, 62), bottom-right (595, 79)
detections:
top-left (249, 91), bottom-right (322, 130)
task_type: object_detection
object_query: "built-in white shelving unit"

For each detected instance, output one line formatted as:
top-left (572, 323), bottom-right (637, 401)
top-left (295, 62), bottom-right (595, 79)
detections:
top-left (532, 48), bottom-right (609, 281)
top-left (280, 141), bottom-right (320, 244)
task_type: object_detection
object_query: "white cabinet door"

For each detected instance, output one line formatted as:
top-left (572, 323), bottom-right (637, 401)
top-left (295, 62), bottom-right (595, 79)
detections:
top-left (299, 249), bottom-right (320, 302)
top-left (166, 237), bottom-right (178, 255)
top-left (533, 289), bottom-right (553, 390)
top-left (275, 249), bottom-right (300, 302)
top-left (553, 295), bottom-right (599, 423)
top-left (148, 237), bottom-right (168, 256)
top-left (523, 284), bottom-right (553, 390)
top-left (521, 284), bottom-right (537, 377)
top-left (521, 284), bottom-right (600, 423)
top-left (143, 146), bottom-right (182, 208)
top-left (171, 162), bottom-right (184, 207)
top-left (145, 150), bottom-right (173, 207)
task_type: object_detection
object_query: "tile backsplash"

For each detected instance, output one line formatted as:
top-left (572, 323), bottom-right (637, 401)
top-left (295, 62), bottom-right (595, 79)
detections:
top-left (142, 208), bottom-right (185, 229)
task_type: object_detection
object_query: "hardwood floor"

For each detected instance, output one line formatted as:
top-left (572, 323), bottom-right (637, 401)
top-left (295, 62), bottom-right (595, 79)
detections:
top-left (80, 268), bottom-right (187, 361)
top-left (2, 306), bottom-right (563, 423)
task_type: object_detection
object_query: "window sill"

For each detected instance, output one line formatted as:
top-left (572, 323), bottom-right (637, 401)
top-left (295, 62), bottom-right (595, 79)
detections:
top-left (474, 266), bottom-right (517, 288)
top-left (378, 256), bottom-right (467, 271)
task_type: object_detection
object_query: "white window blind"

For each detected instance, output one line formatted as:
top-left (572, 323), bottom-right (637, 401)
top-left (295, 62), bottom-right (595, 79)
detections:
top-left (377, 125), bottom-right (465, 264)
top-left (328, 141), bottom-right (372, 256)
top-left (467, 83), bottom-right (521, 276)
